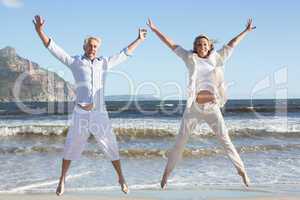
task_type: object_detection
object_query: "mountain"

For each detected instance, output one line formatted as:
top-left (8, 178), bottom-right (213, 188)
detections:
top-left (0, 46), bottom-right (75, 102)
top-left (0, 46), bottom-right (164, 102)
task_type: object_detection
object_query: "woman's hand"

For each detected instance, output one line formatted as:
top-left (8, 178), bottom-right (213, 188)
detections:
top-left (147, 18), bottom-right (158, 32)
top-left (146, 17), bottom-right (177, 50)
top-left (244, 18), bottom-right (256, 32)
top-left (227, 18), bottom-right (256, 48)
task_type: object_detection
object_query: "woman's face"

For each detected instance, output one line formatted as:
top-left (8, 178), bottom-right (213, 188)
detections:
top-left (195, 38), bottom-right (210, 58)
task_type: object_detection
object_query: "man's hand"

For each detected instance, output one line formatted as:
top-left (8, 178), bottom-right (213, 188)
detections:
top-left (138, 28), bottom-right (147, 41)
top-left (126, 28), bottom-right (147, 55)
top-left (32, 15), bottom-right (50, 47)
top-left (33, 15), bottom-right (45, 33)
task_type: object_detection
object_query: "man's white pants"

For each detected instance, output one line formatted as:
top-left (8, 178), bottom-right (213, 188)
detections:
top-left (165, 102), bottom-right (246, 175)
top-left (63, 106), bottom-right (120, 161)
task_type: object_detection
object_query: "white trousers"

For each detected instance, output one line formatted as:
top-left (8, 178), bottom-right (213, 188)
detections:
top-left (165, 102), bottom-right (246, 175)
top-left (63, 106), bottom-right (120, 161)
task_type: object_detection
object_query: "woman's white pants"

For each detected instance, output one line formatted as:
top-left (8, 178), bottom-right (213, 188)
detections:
top-left (165, 102), bottom-right (246, 175)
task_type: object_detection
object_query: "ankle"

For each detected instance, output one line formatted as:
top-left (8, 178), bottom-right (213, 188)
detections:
top-left (163, 172), bottom-right (169, 179)
top-left (59, 176), bottom-right (65, 184)
top-left (237, 169), bottom-right (244, 174)
top-left (119, 177), bottom-right (125, 183)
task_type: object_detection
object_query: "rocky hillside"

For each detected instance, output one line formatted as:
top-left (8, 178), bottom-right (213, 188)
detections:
top-left (0, 46), bottom-right (75, 102)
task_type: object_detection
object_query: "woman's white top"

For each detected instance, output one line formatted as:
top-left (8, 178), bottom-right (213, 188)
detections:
top-left (173, 45), bottom-right (233, 108)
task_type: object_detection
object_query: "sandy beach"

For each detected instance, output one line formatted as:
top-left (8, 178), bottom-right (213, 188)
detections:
top-left (0, 194), bottom-right (154, 200)
top-left (1, 186), bottom-right (300, 200)
top-left (0, 193), bottom-right (299, 200)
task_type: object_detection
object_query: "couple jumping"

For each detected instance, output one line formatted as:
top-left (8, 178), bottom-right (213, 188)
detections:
top-left (33, 15), bottom-right (255, 196)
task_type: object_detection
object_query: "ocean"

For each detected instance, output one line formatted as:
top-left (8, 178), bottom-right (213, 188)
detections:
top-left (0, 99), bottom-right (300, 194)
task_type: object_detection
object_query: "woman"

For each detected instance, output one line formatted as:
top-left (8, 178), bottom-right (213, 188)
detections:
top-left (147, 18), bottom-right (255, 189)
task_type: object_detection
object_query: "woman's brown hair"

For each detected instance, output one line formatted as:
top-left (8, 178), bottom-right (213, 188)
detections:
top-left (193, 35), bottom-right (214, 55)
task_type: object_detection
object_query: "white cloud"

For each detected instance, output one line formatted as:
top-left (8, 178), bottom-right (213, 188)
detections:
top-left (1, 0), bottom-right (23, 8)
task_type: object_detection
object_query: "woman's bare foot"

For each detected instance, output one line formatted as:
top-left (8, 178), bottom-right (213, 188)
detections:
top-left (160, 172), bottom-right (168, 189)
top-left (56, 178), bottom-right (65, 196)
top-left (238, 170), bottom-right (250, 187)
top-left (119, 179), bottom-right (129, 194)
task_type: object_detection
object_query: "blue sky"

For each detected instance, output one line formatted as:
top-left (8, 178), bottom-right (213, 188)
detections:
top-left (0, 0), bottom-right (299, 99)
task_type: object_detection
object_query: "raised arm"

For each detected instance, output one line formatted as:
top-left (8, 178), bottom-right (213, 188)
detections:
top-left (147, 18), bottom-right (177, 50)
top-left (126, 28), bottom-right (147, 55)
top-left (106, 28), bottom-right (147, 69)
top-left (227, 18), bottom-right (256, 48)
top-left (33, 15), bottom-right (74, 67)
top-left (33, 15), bottom-right (50, 47)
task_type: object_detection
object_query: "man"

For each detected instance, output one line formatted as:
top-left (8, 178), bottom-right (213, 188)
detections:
top-left (33, 15), bottom-right (147, 195)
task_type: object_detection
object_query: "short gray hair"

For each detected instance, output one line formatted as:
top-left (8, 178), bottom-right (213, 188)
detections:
top-left (83, 36), bottom-right (101, 48)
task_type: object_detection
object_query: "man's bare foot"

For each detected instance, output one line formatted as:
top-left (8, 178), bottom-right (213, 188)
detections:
top-left (160, 173), bottom-right (168, 189)
top-left (56, 178), bottom-right (65, 196)
top-left (119, 179), bottom-right (129, 194)
top-left (238, 170), bottom-right (250, 187)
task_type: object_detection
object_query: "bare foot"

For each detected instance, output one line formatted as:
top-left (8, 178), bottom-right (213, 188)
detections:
top-left (56, 178), bottom-right (65, 196)
top-left (238, 170), bottom-right (250, 187)
top-left (160, 173), bottom-right (168, 189)
top-left (119, 179), bottom-right (129, 194)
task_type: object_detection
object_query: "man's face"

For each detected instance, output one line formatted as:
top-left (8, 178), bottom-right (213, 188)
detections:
top-left (195, 38), bottom-right (210, 58)
top-left (84, 39), bottom-right (100, 60)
